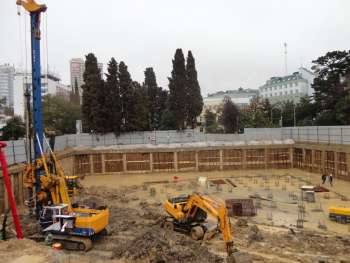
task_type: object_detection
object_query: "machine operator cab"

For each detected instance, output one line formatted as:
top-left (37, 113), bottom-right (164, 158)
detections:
top-left (65, 176), bottom-right (79, 196)
top-left (39, 204), bottom-right (75, 234)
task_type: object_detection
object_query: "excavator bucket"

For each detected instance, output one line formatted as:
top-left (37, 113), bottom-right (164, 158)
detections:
top-left (202, 223), bottom-right (218, 242)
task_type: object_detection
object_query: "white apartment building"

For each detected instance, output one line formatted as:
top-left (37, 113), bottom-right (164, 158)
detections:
top-left (199, 89), bottom-right (258, 124)
top-left (259, 67), bottom-right (315, 103)
top-left (13, 71), bottom-right (70, 118)
top-left (0, 64), bottom-right (15, 107)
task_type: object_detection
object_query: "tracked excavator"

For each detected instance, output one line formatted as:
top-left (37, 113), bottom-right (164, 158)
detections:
top-left (17, 0), bottom-right (109, 251)
top-left (162, 193), bottom-right (234, 255)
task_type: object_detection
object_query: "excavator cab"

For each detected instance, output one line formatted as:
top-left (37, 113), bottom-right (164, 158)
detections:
top-left (65, 176), bottom-right (79, 196)
top-left (163, 193), bottom-right (234, 255)
top-left (39, 204), bottom-right (69, 229)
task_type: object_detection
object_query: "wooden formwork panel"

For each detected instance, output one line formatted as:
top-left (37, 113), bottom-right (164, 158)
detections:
top-left (177, 151), bottom-right (196, 170)
top-left (126, 153), bottom-right (150, 171)
top-left (267, 148), bottom-right (290, 169)
top-left (222, 149), bottom-right (243, 170)
top-left (313, 150), bottom-right (322, 173)
top-left (92, 154), bottom-right (102, 173)
top-left (325, 151), bottom-right (335, 175)
top-left (337, 152), bottom-right (347, 179)
top-left (153, 152), bottom-right (174, 170)
top-left (74, 154), bottom-right (90, 174)
top-left (198, 150), bottom-right (220, 171)
top-left (293, 148), bottom-right (303, 168)
top-left (105, 153), bottom-right (123, 173)
top-left (246, 149), bottom-right (265, 169)
top-left (304, 149), bottom-right (313, 172)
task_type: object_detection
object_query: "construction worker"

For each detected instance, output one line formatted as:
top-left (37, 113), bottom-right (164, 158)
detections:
top-left (329, 173), bottom-right (333, 186)
top-left (321, 171), bottom-right (327, 184)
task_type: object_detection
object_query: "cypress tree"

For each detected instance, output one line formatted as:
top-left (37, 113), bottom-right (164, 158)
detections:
top-left (69, 81), bottom-right (75, 103)
top-left (219, 96), bottom-right (240, 133)
top-left (130, 81), bottom-right (149, 131)
top-left (144, 67), bottom-right (158, 129)
top-left (74, 78), bottom-right (80, 105)
top-left (81, 54), bottom-right (95, 132)
top-left (157, 87), bottom-right (168, 127)
top-left (105, 58), bottom-right (122, 135)
top-left (81, 53), bottom-right (107, 133)
top-left (143, 68), bottom-right (168, 130)
top-left (168, 48), bottom-right (187, 130)
top-left (185, 51), bottom-right (203, 128)
top-left (119, 61), bottom-right (135, 132)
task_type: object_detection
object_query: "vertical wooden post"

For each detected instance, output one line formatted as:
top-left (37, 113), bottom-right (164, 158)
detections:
top-left (346, 153), bottom-right (350, 179)
top-left (334, 151), bottom-right (338, 178)
top-left (321, 149), bottom-right (326, 173)
top-left (174, 151), bottom-right (178, 172)
top-left (101, 153), bottom-right (106, 173)
top-left (150, 152), bottom-right (153, 172)
top-left (195, 151), bottom-right (199, 171)
top-left (219, 149), bottom-right (223, 170)
top-left (302, 148), bottom-right (306, 170)
top-left (311, 149), bottom-right (315, 172)
top-left (89, 154), bottom-right (93, 175)
top-left (242, 149), bottom-right (247, 169)
top-left (264, 148), bottom-right (268, 169)
top-left (122, 153), bottom-right (127, 172)
top-left (290, 147), bottom-right (294, 169)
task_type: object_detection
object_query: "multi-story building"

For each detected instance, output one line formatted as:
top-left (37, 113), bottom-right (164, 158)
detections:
top-left (198, 88), bottom-right (258, 124)
top-left (13, 71), bottom-right (70, 118)
top-left (0, 64), bottom-right (15, 107)
top-left (259, 67), bottom-right (315, 104)
top-left (70, 58), bottom-right (103, 96)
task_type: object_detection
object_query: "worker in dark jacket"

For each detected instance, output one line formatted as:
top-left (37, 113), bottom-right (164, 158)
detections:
top-left (321, 171), bottom-right (327, 184)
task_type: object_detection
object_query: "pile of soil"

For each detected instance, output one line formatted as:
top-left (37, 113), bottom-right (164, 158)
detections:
top-left (113, 226), bottom-right (223, 263)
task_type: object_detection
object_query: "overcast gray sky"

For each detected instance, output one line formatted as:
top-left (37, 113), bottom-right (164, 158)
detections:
top-left (1, 0), bottom-right (349, 96)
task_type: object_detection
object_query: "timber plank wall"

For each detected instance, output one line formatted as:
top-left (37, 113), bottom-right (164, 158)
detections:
top-left (2, 141), bottom-right (350, 214)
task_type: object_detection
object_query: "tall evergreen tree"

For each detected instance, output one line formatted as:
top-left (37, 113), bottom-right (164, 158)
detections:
top-left (70, 78), bottom-right (80, 105)
top-left (105, 58), bottom-right (122, 135)
top-left (143, 67), bottom-right (169, 130)
top-left (312, 50), bottom-right (350, 125)
top-left (81, 53), bottom-right (107, 133)
top-left (119, 61), bottom-right (135, 132)
top-left (168, 49), bottom-right (187, 130)
top-left (185, 51), bottom-right (203, 128)
top-left (74, 78), bottom-right (80, 105)
top-left (144, 67), bottom-right (158, 129)
top-left (129, 81), bottom-right (149, 131)
top-left (219, 96), bottom-right (240, 133)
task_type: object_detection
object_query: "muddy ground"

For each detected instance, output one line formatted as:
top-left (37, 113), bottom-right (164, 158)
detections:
top-left (1, 174), bottom-right (350, 263)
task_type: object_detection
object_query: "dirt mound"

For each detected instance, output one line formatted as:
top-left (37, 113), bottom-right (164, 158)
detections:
top-left (113, 226), bottom-right (223, 263)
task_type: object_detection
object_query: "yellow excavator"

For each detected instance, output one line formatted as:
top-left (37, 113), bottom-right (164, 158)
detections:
top-left (163, 193), bottom-right (234, 255)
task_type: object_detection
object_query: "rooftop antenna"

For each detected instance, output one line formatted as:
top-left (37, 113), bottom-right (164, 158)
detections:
top-left (284, 42), bottom-right (288, 75)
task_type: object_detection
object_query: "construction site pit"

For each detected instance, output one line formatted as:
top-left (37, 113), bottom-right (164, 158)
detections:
top-left (2, 168), bottom-right (350, 263)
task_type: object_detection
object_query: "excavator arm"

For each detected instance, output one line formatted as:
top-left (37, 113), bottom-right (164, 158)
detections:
top-left (165, 193), bottom-right (233, 255)
top-left (183, 195), bottom-right (233, 245)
